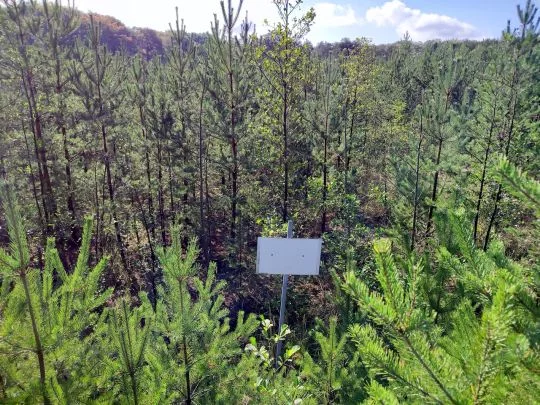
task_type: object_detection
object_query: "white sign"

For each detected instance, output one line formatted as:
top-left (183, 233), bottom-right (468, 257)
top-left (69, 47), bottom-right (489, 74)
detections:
top-left (256, 237), bottom-right (322, 275)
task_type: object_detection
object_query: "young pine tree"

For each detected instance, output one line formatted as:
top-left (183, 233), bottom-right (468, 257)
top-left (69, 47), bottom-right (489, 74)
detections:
top-left (149, 230), bottom-right (258, 403)
top-left (342, 209), bottom-right (539, 404)
top-left (0, 183), bottom-right (112, 403)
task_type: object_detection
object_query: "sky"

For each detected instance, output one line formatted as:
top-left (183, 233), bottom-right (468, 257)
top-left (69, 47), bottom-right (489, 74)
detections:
top-left (71, 0), bottom-right (520, 44)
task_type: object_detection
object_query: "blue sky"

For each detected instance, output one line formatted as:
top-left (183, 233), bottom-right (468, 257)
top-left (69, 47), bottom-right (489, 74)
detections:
top-left (73, 0), bottom-right (520, 44)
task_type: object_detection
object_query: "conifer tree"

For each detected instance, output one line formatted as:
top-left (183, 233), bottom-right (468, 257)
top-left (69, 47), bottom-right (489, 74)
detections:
top-left (0, 182), bottom-right (112, 403)
top-left (304, 54), bottom-right (343, 234)
top-left (340, 39), bottom-right (377, 197)
top-left (466, 50), bottom-right (507, 245)
top-left (41, 0), bottom-right (80, 250)
top-left (302, 317), bottom-right (365, 403)
top-left (257, 0), bottom-right (315, 222)
top-left (484, 0), bottom-right (539, 250)
top-left (207, 0), bottom-right (254, 253)
top-left (167, 10), bottom-right (197, 242)
top-left (130, 55), bottom-right (157, 245)
top-left (71, 14), bottom-right (130, 275)
top-left (106, 295), bottom-right (153, 404)
top-left (342, 208), bottom-right (539, 403)
top-left (424, 43), bottom-right (469, 236)
top-left (1, 0), bottom-right (58, 236)
top-left (151, 230), bottom-right (258, 403)
top-left (0, 2), bottom-right (538, 403)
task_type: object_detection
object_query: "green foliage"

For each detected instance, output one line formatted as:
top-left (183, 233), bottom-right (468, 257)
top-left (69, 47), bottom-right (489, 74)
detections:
top-left (107, 296), bottom-right (153, 404)
top-left (342, 208), bottom-right (539, 404)
top-left (0, 1), bottom-right (538, 404)
top-left (493, 155), bottom-right (540, 213)
top-left (0, 183), bottom-right (112, 403)
top-left (146, 229), bottom-right (258, 403)
top-left (0, 192), bottom-right (260, 403)
top-left (302, 317), bottom-right (366, 403)
top-left (235, 316), bottom-right (314, 404)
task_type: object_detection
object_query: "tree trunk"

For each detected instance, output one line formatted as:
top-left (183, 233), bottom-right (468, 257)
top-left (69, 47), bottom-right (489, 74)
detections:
top-left (52, 34), bottom-right (78, 246)
top-left (227, 16), bottom-right (239, 243)
top-left (181, 114), bottom-right (190, 248)
top-left (282, 86), bottom-right (289, 223)
top-left (168, 148), bottom-right (176, 225)
top-left (21, 271), bottom-right (50, 405)
top-left (231, 139), bottom-right (238, 241)
top-left (157, 137), bottom-right (166, 246)
top-left (22, 74), bottom-right (57, 236)
top-left (22, 120), bottom-right (45, 232)
top-left (101, 122), bottom-right (129, 273)
top-left (204, 147), bottom-right (211, 260)
top-left (62, 126), bottom-right (77, 229)
top-left (134, 192), bottom-right (158, 308)
top-left (473, 102), bottom-right (497, 245)
top-left (321, 116), bottom-right (329, 234)
top-left (13, 4), bottom-right (56, 236)
top-left (141, 106), bottom-right (156, 240)
top-left (198, 84), bottom-right (208, 263)
top-left (484, 52), bottom-right (519, 251)
top-left (178, 279), bottom-right (192, 405)
top-left (426, 137), bottom-right (443, 236)
top-left (93, 162), bottom-right (101, 258)
top-left (411, 101), bottom-right (424, 251)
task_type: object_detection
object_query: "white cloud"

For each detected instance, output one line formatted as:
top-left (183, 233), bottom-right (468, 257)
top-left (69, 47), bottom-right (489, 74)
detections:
top-left (365, 0), bottom-right (482, 41)
top-left (313, 3), bottom-right (360, 27)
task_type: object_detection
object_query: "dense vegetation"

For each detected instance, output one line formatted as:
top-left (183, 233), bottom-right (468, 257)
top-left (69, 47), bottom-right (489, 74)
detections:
top-left (0, 0), bottom-right (538, 403)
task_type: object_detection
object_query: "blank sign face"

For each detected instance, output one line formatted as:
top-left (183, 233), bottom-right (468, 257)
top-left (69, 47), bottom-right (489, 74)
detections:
top-left (256, 237), bottom-right (322, 275)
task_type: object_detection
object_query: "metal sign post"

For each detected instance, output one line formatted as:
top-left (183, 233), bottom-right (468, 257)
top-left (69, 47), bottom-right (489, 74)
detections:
top-left (275, 220), bottom-right (293, 366)
top-left (255, 220), bottom-right (322, 367)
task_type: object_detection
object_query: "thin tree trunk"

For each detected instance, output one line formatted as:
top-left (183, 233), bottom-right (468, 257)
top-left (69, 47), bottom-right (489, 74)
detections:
top-left (282, 7), bottom-right (290, 224)
top-left (204, 147), bottom-right (211, 260)
top-left (13, 3), bottom-right (57, 235)
top-left (92, 31), bottom-right (129, 273)
top-left (181, 115), bottom-right (190, 248)
top-left (321, 116), bottom-right (329, 234)
top-left (168, 148), bottom-right (175, 225)
top-left (157, 137), bottom-right (166, 246)
top-left (28, 79), bottom-right (56, 226)
top-left (94, 161), bottom-right (101, 258)
top-left (134, 192), bottom-right (158, 309)
top-left (483, 184), bottom-right (501, 251)
top-left (484, 52), bottom-right (519, 251)
top-left (344, 94), bottom-right (356, 241)
top-left (22, 76), bottom-right (51, 233)
top-left (426, 92), bottom-right (451, 237)
top-left (62, 126), bottom-right (76, 227)
top-left (21, 271), bottom-right (50, 405)
top-left (231, 140), bottom-right (238, 241)
top-left (198, 83), bottom-right (207, 263)
top-left (411, 99), bottom-right (424, 251)
top-left (226, 9), bottom-right (239, 243)
top-left (345, 96), bottom-right (356, 194)
top-left (22, 120), bottom-right (45, 231)
top-left (283, 87), bottom-right (289, 223)
top-left (101, 122), bottom-right (128, 272)
top-left (473, 102), bottom-right (497, 245)
top-left (426, 137), bottom-right (443, 236)
top-left (178, 279), bottom-right (192, 405)
top-left (484, 108), bottom-right (515, 251)
top-left (53, 37), bottom-right (77, 241)
top-left (141, 105), bottom-right (156, 240)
